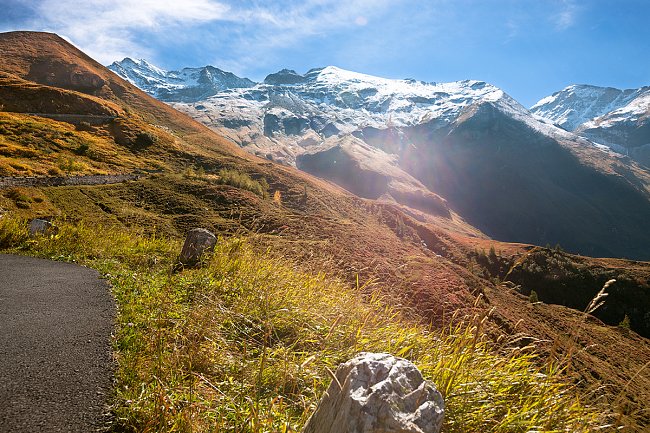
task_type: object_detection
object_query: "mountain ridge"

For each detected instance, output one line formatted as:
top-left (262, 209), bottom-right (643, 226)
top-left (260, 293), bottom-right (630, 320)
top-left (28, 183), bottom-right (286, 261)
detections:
top-left (110, 58), bottom-right (650, 260)
top-left (108, 57), bottom-right (255, 102)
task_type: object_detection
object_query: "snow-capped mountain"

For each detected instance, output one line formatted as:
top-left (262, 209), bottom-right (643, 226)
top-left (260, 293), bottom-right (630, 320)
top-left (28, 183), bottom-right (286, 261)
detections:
top-left (531, 84), bottom-right (650, 166)
top-left (110, 60), bottom-right (650, 258)
top-left (530, 84), bottom-right (646, 131)
top-left (108, 58), bottom-right (254, 102)
top-left (165, 65), bottom-right (585, 165)
top-left (109, 60), bottom-right (587, 163)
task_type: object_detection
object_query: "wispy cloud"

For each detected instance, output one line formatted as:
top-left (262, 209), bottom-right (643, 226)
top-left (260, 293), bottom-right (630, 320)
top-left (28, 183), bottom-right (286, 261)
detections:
top-left (552, 0), bottom-right (578, 31)
top-left (4, 0), bottom-right (394, 69)
top-left (217, 0), bottom-right (395, 53)
top-left (17, 0), bottom-right (230, 63)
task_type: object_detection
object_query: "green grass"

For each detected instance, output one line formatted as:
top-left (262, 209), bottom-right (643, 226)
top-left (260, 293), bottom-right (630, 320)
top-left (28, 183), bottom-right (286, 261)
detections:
top-left (0, 215), bottom-right (613, 432)
top-left (216, 168), bottom-right (269, 199)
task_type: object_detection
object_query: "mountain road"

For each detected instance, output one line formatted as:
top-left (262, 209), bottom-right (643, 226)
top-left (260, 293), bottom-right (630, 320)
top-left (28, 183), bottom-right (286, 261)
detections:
top-left (0, 254), bottom-right (114, 432)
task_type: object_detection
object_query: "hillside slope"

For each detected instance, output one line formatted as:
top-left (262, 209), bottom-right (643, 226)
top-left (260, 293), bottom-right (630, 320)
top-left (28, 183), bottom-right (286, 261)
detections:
top-left (2, 31), bottom-right (650, 430)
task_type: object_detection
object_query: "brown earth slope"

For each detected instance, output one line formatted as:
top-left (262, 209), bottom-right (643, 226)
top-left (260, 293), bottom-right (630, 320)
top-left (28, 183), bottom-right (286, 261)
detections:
top-left (0, 31), bottom-right (648, 430)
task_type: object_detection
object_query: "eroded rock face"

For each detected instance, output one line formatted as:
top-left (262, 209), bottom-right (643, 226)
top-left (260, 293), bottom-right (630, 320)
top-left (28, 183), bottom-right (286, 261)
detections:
top-left (179, 228), bottom-right (217, 266)
top-left (302, 352), bottom-right (444, 433)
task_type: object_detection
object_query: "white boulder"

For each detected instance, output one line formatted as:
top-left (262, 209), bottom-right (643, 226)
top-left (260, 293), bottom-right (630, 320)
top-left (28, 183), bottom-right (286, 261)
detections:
top-left (302, 352), bottom-right (444, 433)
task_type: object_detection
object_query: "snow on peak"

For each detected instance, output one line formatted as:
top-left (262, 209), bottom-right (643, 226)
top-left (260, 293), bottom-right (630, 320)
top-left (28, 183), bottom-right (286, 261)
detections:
top-left (250, 65), bottom-right (513, 128)
top-left (305, 65), bottom-right (504, 102)
top-left (108, 59), bottom-right (254, 102)
top-left (530, 84), bottom-right (648, 131)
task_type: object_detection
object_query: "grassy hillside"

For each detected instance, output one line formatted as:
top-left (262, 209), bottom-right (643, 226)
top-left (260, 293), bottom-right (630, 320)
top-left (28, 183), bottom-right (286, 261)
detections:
top-left (0, 216), bottom-right (612, 432)
top-left (0, 111), bottom-right (166, 176)
top-left (1, 174), bottom-right (648, 431)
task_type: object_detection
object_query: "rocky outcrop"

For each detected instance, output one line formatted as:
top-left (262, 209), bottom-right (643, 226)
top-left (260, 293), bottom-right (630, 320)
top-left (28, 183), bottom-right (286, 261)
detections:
top-left (179, 228), bottom-right (217, 266)
top-left (302, 352), bottom-right (444, 433)
top-left (29, 219), bottom-right (57, 237)
top-left (264, 69), bottom-right (308, 86)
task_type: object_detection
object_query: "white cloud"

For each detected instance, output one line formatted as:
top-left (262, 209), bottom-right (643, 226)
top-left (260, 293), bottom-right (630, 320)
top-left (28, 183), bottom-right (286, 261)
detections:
top-left (20, 0), bottom-right (394, 68)
top-left (208, 0), bottom-right (394, 68)
top-left (26, 0), bottom-right (230, 63)
top-left (355, 16), bottom-right (368, 26)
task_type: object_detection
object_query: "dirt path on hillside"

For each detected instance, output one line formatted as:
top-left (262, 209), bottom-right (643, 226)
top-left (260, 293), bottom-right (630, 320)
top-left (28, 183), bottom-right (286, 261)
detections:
top-left (0, 173), bottom-right (142, 190)
top-left (0, 254), bottom-right (114, 432)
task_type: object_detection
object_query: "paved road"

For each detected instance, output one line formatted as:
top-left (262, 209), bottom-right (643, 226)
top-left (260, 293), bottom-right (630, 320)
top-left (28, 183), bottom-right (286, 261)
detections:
top-left (0, 255), bottom-right (114, 432)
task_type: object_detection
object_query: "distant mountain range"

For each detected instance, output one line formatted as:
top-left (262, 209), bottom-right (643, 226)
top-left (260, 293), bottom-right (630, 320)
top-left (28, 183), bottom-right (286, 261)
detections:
top-left (109, 58), bottom-right (650, 259)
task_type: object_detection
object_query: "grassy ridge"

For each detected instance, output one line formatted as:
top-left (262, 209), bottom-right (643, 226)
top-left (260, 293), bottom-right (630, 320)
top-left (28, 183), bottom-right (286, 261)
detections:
top-left (0, 216), bottom-right (611, 432)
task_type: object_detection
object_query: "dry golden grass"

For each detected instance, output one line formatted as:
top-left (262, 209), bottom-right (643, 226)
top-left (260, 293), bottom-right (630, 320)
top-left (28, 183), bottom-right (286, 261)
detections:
top-left (0, 216), bottom-right (616, 432)
top-left (0, 112), bottom-right (159, 175)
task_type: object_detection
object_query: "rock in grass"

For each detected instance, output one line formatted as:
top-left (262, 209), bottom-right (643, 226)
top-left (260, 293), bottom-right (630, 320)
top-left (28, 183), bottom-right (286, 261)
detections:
top-left (29, 219), bottom-right (57, 237)
top-left (179, 228), bottom-right (217, 266)
top-left (302, 352), bottom-right (444, 433)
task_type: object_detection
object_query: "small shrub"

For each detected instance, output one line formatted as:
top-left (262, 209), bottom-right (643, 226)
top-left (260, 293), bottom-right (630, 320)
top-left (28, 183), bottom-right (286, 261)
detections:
top-left (619, 314), bottom-right (631, 330)
top-left (56, 156), bottom-right (83, 172)
top-left (8, 161), bottom-right (28, 171)
top-left (488, 246), bottom-right (498, 262)
top-left (216, 168), bottom-right (269, 198)
top-left (301, 184), bottom-right (308, 204)
top-left (273, 190), bottom-right (282, 205)
top-left (74, 142), bottom-right (90, 155)
top-left (76, 121), bottom-right (93, 132)
top-left (182, 165), bottom-right (207, 180)
top-left (529, 289), bottom-right (539, 303)
top-left (0, 216), bottom-right (28, 248)
top-left (47, 166), bottom-right (63, 176)
top-left (6, 188), bottom-right (31, 204)
top-left (134, 131), bottom-right (158, 148)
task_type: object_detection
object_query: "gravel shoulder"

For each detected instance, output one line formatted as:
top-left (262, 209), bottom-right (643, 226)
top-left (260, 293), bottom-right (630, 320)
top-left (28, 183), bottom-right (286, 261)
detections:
top-left (0, 254), bottom-right (114, 432)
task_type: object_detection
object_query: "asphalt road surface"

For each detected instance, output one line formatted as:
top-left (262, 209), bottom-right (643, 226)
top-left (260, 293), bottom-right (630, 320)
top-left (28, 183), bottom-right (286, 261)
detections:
top-left (0, 254), bottom-right (114, 432)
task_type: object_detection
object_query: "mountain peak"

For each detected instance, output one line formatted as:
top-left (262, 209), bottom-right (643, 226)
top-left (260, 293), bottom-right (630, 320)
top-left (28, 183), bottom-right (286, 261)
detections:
top-left (531, 83), bottom-right (648, 131)
top-left (108, 58), bottom-right (254, 102)
top-left (264, 69), bottom-right (307, 85)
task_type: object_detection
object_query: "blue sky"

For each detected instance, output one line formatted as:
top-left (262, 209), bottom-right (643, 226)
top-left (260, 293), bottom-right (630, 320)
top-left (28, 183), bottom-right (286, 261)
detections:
top-left (1, 0), bottom-right (649, 106)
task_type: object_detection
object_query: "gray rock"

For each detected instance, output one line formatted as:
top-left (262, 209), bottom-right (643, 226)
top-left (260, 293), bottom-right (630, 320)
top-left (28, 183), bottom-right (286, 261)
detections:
top-left (264, 69), bottom-right (308, 85)
top-left (302, 352), bottom-right (444, 433)
top-left (29, 219), bottom-right (57, 237)
top-left (179, 228), bottom-right (217, 266)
